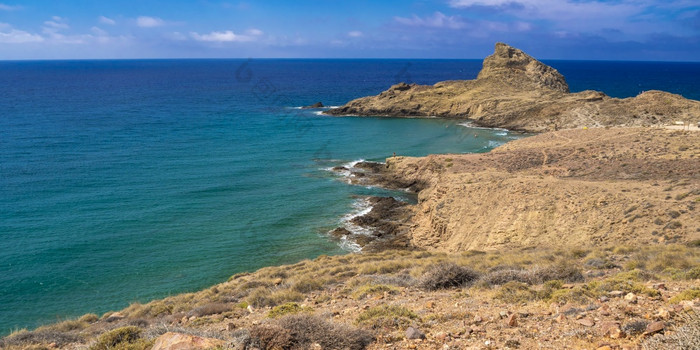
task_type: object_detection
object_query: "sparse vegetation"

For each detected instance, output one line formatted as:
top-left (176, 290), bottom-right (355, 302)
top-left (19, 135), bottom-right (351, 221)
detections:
top-left (267, 302), bottom-right (312, 318)
top-left (89, 326), bottom-right (152, 350)
top-left (3, 244), bottom-right (699, 350)
top-left (356, 305), bottom-right (418, 329)
top-left (418, 262), bottom-right (480, 290)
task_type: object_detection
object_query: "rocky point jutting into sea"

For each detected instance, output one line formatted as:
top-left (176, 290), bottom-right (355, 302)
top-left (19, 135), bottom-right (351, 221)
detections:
top-left (325, 43), bottom-right (700, 132)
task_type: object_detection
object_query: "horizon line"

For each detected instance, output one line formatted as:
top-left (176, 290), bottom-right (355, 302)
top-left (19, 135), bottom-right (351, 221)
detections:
top-left (2, 57), bottom-right (700, 63)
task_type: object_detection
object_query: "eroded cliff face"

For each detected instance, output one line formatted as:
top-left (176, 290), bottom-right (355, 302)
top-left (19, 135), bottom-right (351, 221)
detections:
top-left (326, 43), bottom-right (700, 132)
top-left (381, 128), bottom-right (699, 252)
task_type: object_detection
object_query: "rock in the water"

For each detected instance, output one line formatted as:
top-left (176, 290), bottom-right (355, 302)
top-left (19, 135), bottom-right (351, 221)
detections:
top-left (329, 227), bottom-right (352, 238)
top-left (152, 332), bottom-right (225, 350)
top-left (405, 326), bottom-right (426, 340)
top-left (302, 102), bottom-right (324, 109)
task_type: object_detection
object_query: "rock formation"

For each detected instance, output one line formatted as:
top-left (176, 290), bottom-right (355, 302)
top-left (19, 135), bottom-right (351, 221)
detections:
top-left (302, 102), bottom-right (325, 109)
top-left (326, 43), bottom-right (700, 132)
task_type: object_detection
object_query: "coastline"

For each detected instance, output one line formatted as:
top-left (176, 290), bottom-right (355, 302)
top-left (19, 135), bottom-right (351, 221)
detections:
top-left (3, 44), bottom-right (700, 348)
top-left (3, 126), bottom-right (699, 349)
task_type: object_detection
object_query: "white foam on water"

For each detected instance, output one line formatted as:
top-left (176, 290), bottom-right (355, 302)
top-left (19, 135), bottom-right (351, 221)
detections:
top-left (339, 235), bottom-right (362, 252)
top-left (341, 197), bottom-right (375, 236)
top-left (458, 122), bottom-right (509, 132)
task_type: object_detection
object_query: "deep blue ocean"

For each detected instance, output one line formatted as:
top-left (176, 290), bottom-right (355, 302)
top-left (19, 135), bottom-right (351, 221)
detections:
top-left (1, 59), bottom-right (699, 334)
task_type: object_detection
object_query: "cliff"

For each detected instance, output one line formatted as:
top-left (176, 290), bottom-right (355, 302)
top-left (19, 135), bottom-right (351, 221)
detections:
top-left (325, 43), bottom-right (700, 132)
top-left (370, 128), bottom-right (699, 251)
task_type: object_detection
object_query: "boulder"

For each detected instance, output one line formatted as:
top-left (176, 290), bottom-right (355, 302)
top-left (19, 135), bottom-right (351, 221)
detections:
top-left (405, 326), bottom-right (426, 340)
top-left (151, 332), bottom-right (225, 350)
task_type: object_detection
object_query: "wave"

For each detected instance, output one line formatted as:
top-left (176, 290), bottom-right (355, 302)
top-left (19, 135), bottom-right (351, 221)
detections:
top-left (322, 159), bottom-right (365, 181)
top-left (458, 121), bottom-right (509, 132)
top-left (330, 197), bottom-right (376, 252)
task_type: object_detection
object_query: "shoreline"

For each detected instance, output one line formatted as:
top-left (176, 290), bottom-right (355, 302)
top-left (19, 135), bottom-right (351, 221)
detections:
top-left (3, 127), bottom-right (699, 349)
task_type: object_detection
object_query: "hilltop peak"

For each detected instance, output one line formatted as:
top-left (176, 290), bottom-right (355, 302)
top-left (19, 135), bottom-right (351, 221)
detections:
top-left (477, 42), bottom-right (570, 93)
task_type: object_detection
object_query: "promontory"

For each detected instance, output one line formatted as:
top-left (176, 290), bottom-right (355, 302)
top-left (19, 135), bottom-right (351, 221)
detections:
top-left (325, 43), bottom-right (700, 132)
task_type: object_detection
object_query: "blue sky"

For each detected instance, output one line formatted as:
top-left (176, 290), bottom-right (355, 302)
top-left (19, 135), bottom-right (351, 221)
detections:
top-left (1, 0), bottom-right (699, 60)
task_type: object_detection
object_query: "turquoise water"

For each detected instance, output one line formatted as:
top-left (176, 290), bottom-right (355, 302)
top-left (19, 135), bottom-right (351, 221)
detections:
top-left (1, 59), bottom-right (699, 334)
top-left (0, 59), bottom-right (521, 333)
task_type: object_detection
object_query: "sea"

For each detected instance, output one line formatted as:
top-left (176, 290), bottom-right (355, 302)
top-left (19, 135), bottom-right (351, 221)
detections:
top-left (1, 58), bottom-right (699, 334)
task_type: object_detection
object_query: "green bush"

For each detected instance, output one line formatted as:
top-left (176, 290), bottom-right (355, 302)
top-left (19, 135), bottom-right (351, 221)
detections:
top-left (356, 305), bottom-right (417, 329)
top-left (267, 302), bottom-right (312, 318)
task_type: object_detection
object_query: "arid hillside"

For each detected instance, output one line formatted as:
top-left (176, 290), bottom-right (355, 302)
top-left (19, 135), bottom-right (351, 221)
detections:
top-left (368, 128), bottom-right (699, 252)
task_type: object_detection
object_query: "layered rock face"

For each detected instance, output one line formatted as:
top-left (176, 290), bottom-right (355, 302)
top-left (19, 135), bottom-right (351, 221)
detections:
top-left (326, 43), bottom-right (700, 132)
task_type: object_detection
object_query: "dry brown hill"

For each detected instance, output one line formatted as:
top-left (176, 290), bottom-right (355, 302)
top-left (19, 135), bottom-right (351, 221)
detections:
top-left (362, 128), bottom-right (699, 252)
top-left (326, 43), bottom-right (700, 133)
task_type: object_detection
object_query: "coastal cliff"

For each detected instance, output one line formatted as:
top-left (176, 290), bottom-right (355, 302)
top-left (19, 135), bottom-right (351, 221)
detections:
top-left (367, 128), bottom-right (699, 252)
top-left (326, 43), bottom-right (700, 132)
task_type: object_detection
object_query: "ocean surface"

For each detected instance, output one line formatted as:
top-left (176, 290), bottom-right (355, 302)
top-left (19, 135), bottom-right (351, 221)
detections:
top-left (1, 59), bottom-right (699, 334)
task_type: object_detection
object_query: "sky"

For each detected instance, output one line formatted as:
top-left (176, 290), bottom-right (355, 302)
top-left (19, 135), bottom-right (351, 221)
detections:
top-left (1, 0), bottom-right (699, 60)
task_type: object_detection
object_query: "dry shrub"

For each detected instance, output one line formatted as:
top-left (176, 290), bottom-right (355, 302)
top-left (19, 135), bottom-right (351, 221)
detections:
top-left (372, 273), bottom-right (415, 287)
top-left (267, 302), bottom-right (312, 318)
top-left (249, 324), bottom-right (294, 350)
top-left (247, 287), bottom-right (304, 308)
top-left (480, 264), bottom-right (583, 287)
top-left (0, 329), bottom-right (82, 348)
top-left (418, 263), bottom-right (480, 290)
top-left (279, 314), bottom-right (374, 350)
top-left (352, 284), bottom-right (397, 300)
top-left (356, 304), bottom-right (417, 329)
top-left (291, 277), bottom-right (324, 293)
top-left (495, 281), bottom-right (539, 303)
top-left (642, 311), bottom-right (700, 350)
top-left (250, 314), bottom-right (374, 350)
top-left (622, 320), bottom-right (649, 336)
top-left (89, 326), bottom-right (152, 350)
top-left (188, 303), bottom-right (230, 317)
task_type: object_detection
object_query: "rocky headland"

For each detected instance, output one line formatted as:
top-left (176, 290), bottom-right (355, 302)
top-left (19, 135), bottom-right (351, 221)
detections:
top-left (325, 43), bottom-right (700, 133)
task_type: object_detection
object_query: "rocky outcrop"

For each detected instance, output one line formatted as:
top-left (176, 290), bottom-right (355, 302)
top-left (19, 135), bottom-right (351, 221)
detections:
top-left (151, 332), bottom-right (225, 350)
top-left (476, 42), bottom-right (569, 93)
top-left (302, 102), bottom-right (325, 109)
top-left (326, 43), bottom-right (700, 132)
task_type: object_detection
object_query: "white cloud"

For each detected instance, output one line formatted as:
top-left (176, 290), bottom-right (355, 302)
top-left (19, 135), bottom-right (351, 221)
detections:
top-left (395, 12), bottom-right (466, 29)
top-left (448, 0), bottom-right (643, 33)
top-left (91, 26), bottom-right (108, 36)
top-left (44, 16), bottom-right (69, 30)
top-left (136, 16), bottom-right (165, 28)
top-left (0, 28), bottom-right (43, 43)
top-left (0, 3), bottom-right (21, 11)
top-left (190, 29), bottom-right (262, 42)
top-left (99, 16), bottom-right (116, 25)
top-left (348, 30), bottom-right (363, 37)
